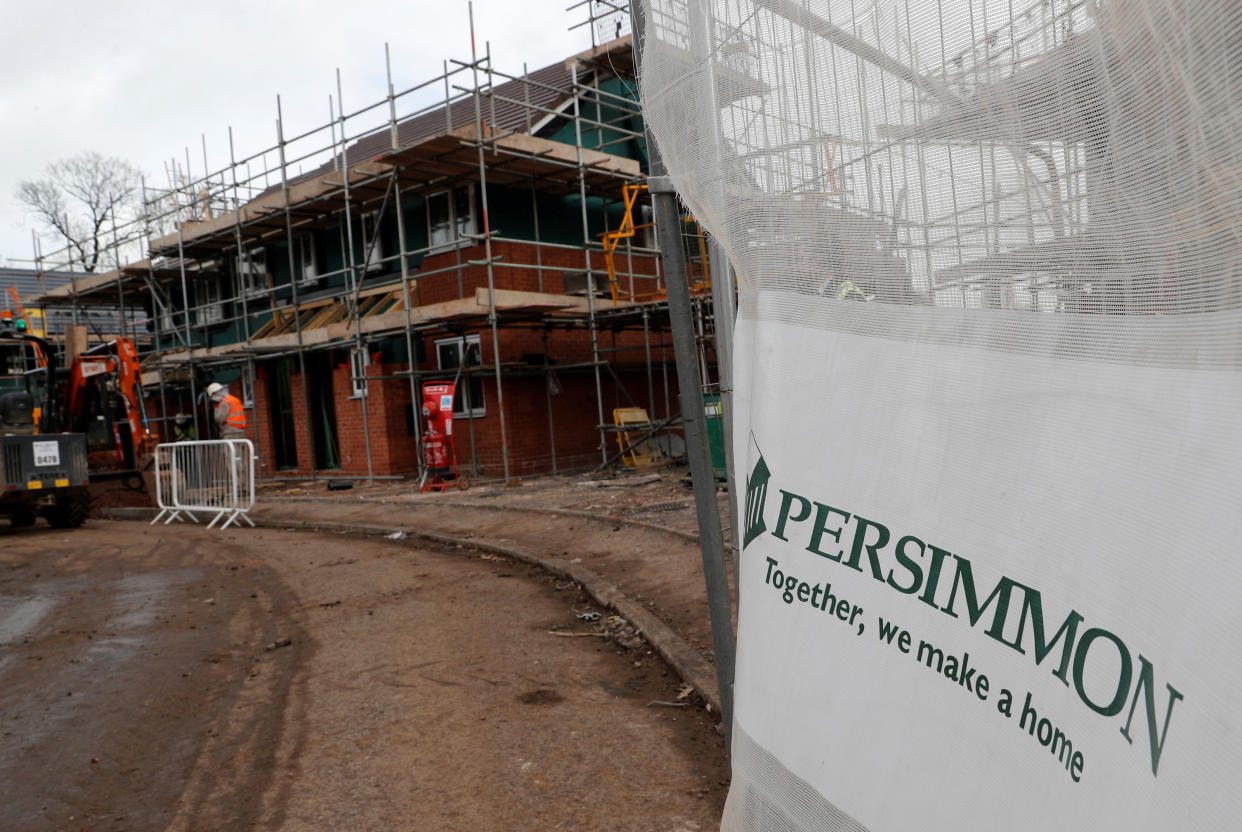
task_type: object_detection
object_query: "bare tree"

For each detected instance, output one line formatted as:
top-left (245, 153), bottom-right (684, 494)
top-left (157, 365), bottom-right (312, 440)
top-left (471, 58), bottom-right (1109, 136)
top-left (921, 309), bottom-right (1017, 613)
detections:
top-left (16, 152), bottom-right (143, 272)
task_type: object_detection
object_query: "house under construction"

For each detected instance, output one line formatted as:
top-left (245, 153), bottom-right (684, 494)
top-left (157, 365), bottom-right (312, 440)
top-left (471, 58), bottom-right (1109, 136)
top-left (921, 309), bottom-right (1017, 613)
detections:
top-left (27, 23), bottom-right (723, 484)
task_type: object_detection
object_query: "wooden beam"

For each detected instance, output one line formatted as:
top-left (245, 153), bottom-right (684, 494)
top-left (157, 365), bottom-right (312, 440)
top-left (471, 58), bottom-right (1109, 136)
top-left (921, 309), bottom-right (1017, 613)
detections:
top-left (143, 288), bottom-right (637, 380)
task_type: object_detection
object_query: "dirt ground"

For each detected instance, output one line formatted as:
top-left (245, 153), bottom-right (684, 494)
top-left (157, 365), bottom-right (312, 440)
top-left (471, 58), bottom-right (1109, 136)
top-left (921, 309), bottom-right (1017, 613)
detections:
top-left (252, 469), bottom-right (737, 663)
top-left (0, 515), bottom-right (728, 831)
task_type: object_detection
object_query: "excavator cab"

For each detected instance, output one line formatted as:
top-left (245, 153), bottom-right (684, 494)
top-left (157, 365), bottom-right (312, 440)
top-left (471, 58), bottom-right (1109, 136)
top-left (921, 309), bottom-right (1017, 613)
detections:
top-left (61, 339), bottom-right (152, 476)
top-left (0, 315), bottom-right (52, 434)
top-left (0, 313), bottom-right (91, 529)
top-left (70, 357), bottom-right (136, 470)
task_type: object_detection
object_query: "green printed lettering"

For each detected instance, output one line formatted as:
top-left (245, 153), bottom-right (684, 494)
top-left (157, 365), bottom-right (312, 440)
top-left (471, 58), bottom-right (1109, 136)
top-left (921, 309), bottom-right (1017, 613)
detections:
top-left (1119, 654), bottom-right (1183, 777)
top-left (773, 490), bottom-right (811, 541)
top-left (1073, 627), bottom-right (1133, 717)
top-left (877, 617), bottom-right (901, 644)
top-left (844, 515), bottom-right (889, 581)
top-left (1070, 752), bottom-right (1084, 783)
top-left (806, 502), bottom-right (851, 561)
top-left (1050, 727), bottom-right (1074, 765)
top-left (917, 640), bottom-right (945, 673)
top-left (886, 534), bottom-right (925, 594)
top-left (782, 574), bottom-right (798, 604)
top-left (997, 688), bottom-right (1013, 717)
top-left (918, 545), bottom-right (951, 610)
top-left (999, 585), bottom-right (1083, 686)
top-left (941, 554), bottom-right (1015, 634)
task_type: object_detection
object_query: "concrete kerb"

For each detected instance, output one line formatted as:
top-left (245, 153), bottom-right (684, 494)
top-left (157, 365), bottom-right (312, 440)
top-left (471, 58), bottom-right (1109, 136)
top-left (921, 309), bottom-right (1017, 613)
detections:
top-left (101, 507), bottom-right (723, 717)
top-left (431, 501), bottom-right (704, 544)
top-left (261, 495), bottom-right (704, 544)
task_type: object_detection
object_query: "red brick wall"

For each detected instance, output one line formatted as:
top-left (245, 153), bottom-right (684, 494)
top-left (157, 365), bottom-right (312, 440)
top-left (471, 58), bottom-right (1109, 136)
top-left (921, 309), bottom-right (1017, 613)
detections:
top-left (241, 357), bottom-right (416, 479)
top-left (250, 366), bottom-right (276, 470)
top-left (156, 341), bottom-right (682, 482)
top-left (333, 358), bottom-right (421, 477)
top-left (148, 239), bottom-right (691, 481)
top-left (411, 324), bottom-right (681, 479)
top-left (249, 362), bottom-right (312, 477)
top-left (412, 239), bottom-right (660, 305)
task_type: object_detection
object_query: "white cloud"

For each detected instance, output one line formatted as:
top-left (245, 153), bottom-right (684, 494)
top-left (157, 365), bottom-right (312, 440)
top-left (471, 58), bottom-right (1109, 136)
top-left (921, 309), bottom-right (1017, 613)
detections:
top-left (0, 0), bottom-right (596, 265)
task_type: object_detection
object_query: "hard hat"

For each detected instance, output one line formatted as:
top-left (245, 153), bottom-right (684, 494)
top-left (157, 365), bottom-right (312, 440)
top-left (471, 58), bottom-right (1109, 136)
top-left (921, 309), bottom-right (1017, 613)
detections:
top-left (206, 382), bottom-right (224, 397)
top-left (173, 412), bottom-right (190, 424)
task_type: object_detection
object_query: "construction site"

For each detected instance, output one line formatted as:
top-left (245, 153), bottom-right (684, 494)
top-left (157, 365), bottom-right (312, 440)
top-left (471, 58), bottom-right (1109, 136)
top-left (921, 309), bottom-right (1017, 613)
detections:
top-left (6, 0), bottom-right (1239, 828)
top-left (12, 8), bottom-right (726, 488)
top-left (0, 6), bottom-right (745, 827)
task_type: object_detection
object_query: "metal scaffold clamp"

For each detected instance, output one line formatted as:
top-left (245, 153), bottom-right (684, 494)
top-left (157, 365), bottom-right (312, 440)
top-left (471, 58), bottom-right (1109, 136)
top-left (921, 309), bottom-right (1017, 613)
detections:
top-left (646, 175), bottom-right (675, 195)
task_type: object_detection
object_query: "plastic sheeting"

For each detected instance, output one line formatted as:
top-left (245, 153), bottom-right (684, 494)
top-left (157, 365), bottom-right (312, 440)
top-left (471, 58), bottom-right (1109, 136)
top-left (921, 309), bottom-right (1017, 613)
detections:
top-left (636, 0), bottom-right (1242, 828)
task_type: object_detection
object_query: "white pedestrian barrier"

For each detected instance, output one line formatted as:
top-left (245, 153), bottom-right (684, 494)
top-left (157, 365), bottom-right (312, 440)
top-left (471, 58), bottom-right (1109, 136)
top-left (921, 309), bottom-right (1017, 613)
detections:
top-left (151, 439), bottom-right (256, 530)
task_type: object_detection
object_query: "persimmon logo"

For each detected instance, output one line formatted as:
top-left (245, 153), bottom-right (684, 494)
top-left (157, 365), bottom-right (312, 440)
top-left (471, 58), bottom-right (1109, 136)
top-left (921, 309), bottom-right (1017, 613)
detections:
top-left (743, 437), bottom-right (770, 549)
top-left (749, 453), bottom-right (1183, 777)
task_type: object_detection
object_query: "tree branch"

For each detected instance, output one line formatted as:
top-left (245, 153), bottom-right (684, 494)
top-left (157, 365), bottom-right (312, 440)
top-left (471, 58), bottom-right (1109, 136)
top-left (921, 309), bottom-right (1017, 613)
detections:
top-left (15, 151), bottom-right (142, 272)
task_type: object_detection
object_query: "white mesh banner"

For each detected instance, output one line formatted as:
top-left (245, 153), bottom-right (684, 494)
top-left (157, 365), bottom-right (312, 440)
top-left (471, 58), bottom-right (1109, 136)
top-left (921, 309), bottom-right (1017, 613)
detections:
top-left (637, 0), bottom-right (1242, 829)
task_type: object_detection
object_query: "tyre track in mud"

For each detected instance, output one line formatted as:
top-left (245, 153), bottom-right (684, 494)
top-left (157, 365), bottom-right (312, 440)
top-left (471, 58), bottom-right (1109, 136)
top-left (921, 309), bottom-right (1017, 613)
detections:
top-left (0, 523), bottom-right (309, 831)
top-left (247, 494), bottom-right (735, 710)
top-left (6, 519), bottom-right (730, 829)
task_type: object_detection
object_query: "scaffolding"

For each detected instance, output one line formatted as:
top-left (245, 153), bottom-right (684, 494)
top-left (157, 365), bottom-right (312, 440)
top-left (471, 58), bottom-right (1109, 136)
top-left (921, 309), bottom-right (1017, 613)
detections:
top-left (637, 0), bottom-right (1122, 313)
top-left (25, 10), bottom-right (723, 486)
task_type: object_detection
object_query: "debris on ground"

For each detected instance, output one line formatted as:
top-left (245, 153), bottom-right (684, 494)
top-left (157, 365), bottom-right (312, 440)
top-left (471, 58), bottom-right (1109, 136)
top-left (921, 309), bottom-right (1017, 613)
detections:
top-left (516, 688), bottom-right (564, 705)
top-left (624, 500), bottom-right (695, 515)
top-left (602, 615), bottom-right (643, 649)
top-left (575, 473), bottom-right (663, 488)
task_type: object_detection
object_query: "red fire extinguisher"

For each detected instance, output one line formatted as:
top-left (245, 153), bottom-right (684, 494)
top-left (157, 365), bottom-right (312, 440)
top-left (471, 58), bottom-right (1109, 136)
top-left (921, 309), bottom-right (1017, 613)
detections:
top-left (424, 431), bottom-right (448, 470)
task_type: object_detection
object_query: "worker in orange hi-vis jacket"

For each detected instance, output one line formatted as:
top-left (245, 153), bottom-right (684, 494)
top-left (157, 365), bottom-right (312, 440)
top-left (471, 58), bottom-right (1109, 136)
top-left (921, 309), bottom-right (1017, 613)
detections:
top-left (206, 383), bottom-right (247, 438)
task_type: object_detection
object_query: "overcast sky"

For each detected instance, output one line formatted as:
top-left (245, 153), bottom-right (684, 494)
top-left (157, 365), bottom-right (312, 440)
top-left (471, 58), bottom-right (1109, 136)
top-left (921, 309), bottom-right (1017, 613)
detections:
top-left (0, 0), bottom-right (611, 269)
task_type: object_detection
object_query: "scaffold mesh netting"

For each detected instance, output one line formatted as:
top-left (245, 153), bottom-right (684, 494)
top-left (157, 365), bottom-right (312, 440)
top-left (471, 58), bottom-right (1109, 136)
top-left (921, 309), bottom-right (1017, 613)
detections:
top-left (636, 0), bottom-right (1242, 829)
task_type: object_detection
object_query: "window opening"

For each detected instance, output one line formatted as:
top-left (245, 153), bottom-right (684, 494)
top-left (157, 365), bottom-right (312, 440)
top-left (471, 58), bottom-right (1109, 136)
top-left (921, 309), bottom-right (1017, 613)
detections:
top-left (427, 185), bottom-right (476, 252)
top-left (198, 277), bottom-right (224, 325)
top-left (240, 364), bottom-right (255, 408)
top-left (360, 212), bottom-right (383, 273)
top-left (235, 247), bottom-right (267, 296)
top-left (299, 234), bottom-right (320, 286)
top-left (435, 333), bottom-right (484, 418)
top-left (349, 346), bottom-right (369, 398)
